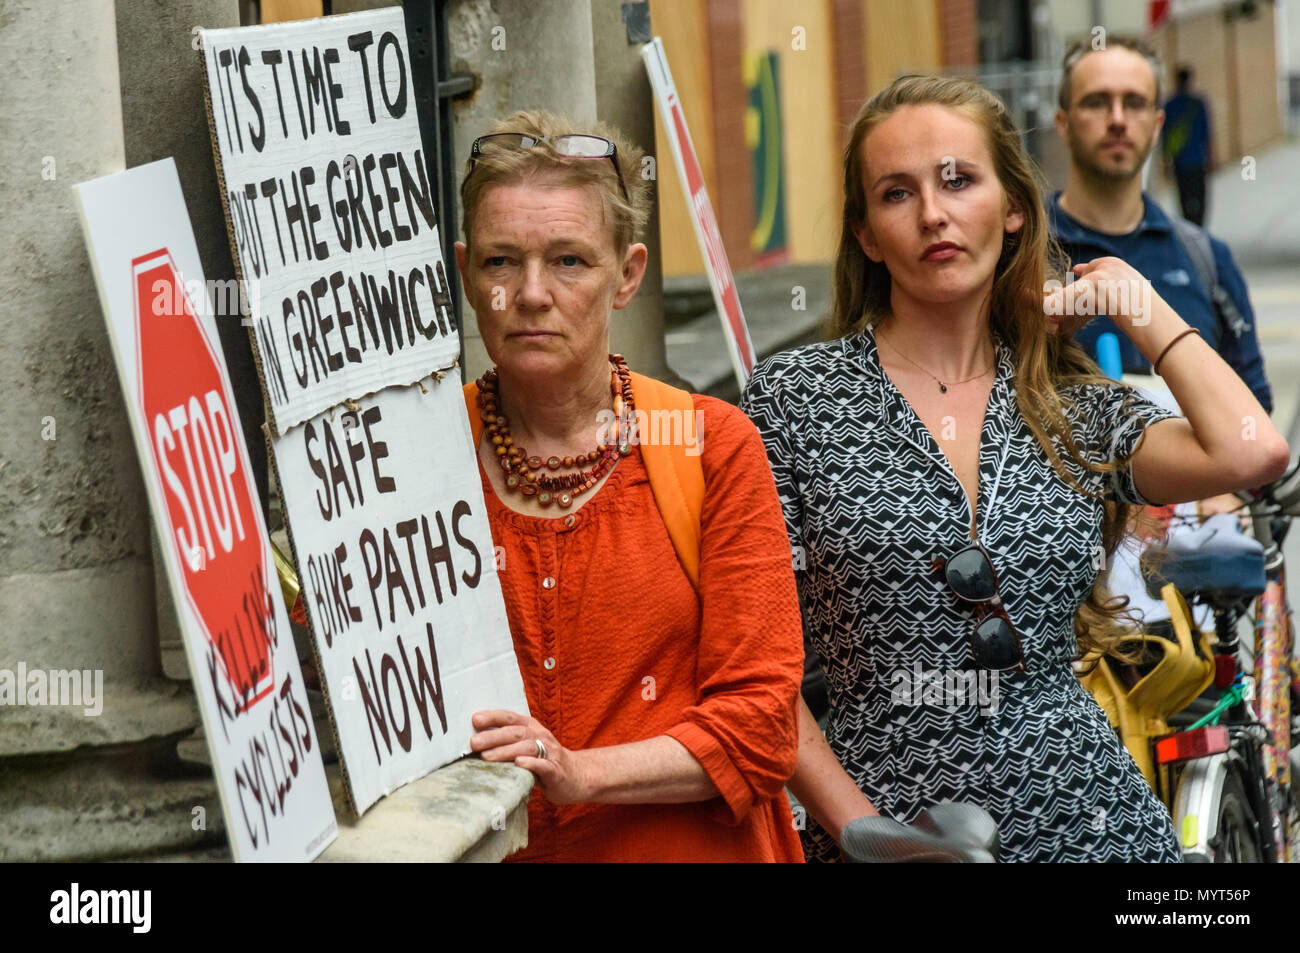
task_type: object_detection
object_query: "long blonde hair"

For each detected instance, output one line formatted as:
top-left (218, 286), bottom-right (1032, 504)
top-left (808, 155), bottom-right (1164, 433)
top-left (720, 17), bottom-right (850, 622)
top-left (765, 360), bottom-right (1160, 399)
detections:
top-left (832, 74), bottom-right (1140, 662)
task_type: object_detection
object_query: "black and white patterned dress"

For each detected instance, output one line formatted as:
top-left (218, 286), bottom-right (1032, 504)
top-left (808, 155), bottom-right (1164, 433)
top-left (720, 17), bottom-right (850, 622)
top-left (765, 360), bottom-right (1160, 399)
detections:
top-left (740, 325), bottom-right (1184, 863)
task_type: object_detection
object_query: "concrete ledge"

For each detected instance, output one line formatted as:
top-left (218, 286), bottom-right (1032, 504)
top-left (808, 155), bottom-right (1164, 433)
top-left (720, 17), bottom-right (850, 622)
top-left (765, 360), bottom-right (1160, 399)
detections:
top-left (317, 757), bottom-right (534, 863)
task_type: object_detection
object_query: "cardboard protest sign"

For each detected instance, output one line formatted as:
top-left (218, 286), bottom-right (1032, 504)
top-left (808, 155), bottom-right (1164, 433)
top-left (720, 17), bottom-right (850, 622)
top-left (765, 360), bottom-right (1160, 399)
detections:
top-left (271, 375), bottom-right (527, 814)
top-left (75, 158), bottom-right (338, 862)
top-left (199, 7), bottom-right (458, 436)
top-left (643, 38), bottom-right (756, 389)
top-left (200, 8), bottom-right (528, 816)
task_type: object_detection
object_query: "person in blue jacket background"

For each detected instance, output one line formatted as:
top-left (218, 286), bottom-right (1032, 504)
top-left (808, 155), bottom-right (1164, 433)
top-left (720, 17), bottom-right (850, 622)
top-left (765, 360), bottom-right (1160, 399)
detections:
top-left (1050, 37), bottom-right (1271, 415)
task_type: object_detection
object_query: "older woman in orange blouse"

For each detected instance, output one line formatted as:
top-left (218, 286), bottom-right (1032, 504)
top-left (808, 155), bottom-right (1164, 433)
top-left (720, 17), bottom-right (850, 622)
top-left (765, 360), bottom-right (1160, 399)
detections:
top-left (454, 111), bottom-right (804, 862)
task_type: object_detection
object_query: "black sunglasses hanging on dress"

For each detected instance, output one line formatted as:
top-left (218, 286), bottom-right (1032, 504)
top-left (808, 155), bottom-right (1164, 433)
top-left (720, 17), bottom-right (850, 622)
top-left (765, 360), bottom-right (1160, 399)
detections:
top-left (932, 542), bottom-right (1028, 672)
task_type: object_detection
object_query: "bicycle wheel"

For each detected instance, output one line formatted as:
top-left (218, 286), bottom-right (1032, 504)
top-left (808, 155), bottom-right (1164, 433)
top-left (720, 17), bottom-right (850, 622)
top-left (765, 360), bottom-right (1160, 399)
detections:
top-left (1212, 772), bottom-right (1263, 863)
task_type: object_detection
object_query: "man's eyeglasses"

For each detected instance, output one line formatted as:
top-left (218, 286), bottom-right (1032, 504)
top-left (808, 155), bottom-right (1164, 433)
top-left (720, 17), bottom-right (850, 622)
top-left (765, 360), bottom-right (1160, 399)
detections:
top-left (932, 543), bottom-right (1027, 672)
top-left (1072, 92), bottom-right (1156, 117)
top-left (468, 133), bottom-right (629, 201)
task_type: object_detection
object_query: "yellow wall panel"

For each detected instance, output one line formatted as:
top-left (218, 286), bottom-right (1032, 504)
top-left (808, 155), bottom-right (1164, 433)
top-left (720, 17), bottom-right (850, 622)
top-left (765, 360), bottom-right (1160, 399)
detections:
top-left (864, 0), bottom-right (942, 95)
top-left (741, 0), bottom-right (838, 264)
top-left (1233, 12), bottom-right (1282, 156)
top-left (261, 0), bottom-right (323, 24)
top-left (649, 0), bottom-right (713, 277)
top-left (1174, 12), bottom-right (1232, 165)
top-left (648, 0), bottom-right (948, 274)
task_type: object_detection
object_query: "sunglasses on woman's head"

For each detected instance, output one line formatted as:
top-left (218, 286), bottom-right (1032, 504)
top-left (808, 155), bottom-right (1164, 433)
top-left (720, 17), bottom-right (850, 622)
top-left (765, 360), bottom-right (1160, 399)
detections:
top-left (932, 542), bottom-right (1027, 672)
top-left (468, 133), bottom-right (629, 201)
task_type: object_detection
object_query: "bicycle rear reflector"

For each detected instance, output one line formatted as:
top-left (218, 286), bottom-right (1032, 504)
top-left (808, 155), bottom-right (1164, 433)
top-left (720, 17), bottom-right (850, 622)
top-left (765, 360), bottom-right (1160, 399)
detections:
top-left (1155, 725), bottom-right (1230, 765)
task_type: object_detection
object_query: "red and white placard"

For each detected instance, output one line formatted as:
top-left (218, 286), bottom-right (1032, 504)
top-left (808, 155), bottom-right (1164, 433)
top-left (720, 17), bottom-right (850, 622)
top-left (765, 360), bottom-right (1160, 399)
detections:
top-left (643, 37), bottom-right (756, 389)
top-left (76, 158), bottom-right (338, 862)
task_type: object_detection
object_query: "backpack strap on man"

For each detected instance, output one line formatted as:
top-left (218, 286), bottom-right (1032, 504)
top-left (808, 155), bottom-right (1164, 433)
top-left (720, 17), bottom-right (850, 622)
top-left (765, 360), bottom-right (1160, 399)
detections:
top-left (1169, 215), bottom-right (1250, 340)
top-left (462, 372), bottom-right (705, 589)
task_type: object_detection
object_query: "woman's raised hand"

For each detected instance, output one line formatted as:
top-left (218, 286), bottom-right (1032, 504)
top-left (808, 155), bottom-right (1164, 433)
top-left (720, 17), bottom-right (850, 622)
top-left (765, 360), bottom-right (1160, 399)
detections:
top-left (1043, 256), bottom-right (1170, 342)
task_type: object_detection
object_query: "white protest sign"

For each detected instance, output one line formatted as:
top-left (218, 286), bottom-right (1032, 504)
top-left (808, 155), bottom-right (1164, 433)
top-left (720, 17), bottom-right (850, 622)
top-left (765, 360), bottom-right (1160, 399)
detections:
top-left (272, 374), bottom-right (528, 814)
top-left (199, 7), bottom-right (458, 436)
top-left (643, 37), bottom-right (756, 389)
top-left (75, 158), bottom-right (338, 862)
top-left (201, 7), bottom-right (527, 816)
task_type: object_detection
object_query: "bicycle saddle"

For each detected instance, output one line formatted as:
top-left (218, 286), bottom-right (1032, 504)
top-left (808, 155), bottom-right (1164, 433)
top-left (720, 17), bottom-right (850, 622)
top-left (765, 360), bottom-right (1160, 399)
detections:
top-left (840, 801), bottom-right (999, 863)
top-left (1144, 513), bottom-right (1265, 603)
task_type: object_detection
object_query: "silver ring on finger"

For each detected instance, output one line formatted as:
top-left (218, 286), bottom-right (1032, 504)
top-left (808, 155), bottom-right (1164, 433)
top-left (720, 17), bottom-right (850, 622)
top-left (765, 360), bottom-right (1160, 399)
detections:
top-left (534, 739), bottom-right (548, 760)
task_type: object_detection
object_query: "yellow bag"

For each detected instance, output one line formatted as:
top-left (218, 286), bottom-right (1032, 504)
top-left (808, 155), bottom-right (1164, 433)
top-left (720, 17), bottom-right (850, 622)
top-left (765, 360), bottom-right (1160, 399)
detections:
top-left (1079, 583), bottom-right (1215, 791)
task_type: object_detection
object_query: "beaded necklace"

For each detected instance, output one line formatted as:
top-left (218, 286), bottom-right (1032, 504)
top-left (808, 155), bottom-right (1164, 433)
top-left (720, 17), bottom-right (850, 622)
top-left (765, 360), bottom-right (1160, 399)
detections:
top-left (476, 354), bottom-right (634, 509)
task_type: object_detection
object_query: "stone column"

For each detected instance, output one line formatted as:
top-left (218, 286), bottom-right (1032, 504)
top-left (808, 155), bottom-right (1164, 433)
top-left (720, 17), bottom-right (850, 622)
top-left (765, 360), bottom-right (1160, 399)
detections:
top-left (0, 0), bottom-right (210, 860)
top-left (445, 0), bottom-right (672, 382)
top-left (592, 0), bottom-right (671, 380)
top-left (445, 0), bottom-right (599, 380)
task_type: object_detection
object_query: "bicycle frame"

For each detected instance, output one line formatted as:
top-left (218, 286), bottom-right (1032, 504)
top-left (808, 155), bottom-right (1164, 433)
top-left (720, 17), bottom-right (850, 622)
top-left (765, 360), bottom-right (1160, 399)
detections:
top-left (1246, 490), bottom-right (1297, 860)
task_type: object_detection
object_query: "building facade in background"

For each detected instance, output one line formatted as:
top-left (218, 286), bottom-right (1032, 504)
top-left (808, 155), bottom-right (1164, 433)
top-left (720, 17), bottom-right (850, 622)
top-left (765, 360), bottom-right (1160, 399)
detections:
top-left (262, 1), bottom-right (1287, 282)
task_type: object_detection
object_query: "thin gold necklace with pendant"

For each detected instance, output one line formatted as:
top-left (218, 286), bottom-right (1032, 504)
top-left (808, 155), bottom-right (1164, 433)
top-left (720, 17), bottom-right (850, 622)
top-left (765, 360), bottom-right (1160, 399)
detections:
top-left (877, 329), bottom-right (995, 393)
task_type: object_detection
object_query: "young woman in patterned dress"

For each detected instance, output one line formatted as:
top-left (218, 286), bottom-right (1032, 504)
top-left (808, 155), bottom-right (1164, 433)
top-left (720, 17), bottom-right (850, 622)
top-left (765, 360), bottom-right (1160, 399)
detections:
top-left (740, 76), bottom-right (1288, 862)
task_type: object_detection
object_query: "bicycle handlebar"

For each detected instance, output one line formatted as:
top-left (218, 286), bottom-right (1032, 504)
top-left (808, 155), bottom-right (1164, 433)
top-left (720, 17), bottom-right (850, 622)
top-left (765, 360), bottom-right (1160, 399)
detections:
top-left (1234, 458), bottom-right (1300, 549)
top-left (1269, 457), bottom-right (1300, 513)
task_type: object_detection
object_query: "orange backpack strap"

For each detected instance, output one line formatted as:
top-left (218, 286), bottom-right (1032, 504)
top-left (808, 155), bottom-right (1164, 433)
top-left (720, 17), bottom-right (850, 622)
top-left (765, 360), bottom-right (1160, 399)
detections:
top-left (630, 371), bottom-right (704, 589)
top-left (464, 380), bottom-right (483, 445)
top-left (462, 372), bottom-right (704, 588)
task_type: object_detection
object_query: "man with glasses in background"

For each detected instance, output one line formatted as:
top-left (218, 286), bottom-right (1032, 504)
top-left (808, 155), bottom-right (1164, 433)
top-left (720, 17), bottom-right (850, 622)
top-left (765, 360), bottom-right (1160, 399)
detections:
top-left (1049, 37), bottom-right (1270, 414)
top-left (1048, 38), bottom-right (1273, 624)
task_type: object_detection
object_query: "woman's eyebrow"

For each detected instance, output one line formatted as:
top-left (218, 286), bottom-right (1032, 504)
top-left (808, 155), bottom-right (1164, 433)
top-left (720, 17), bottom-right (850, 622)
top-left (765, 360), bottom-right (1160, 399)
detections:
top-left (477, 239), bottom-right (520, 253)
top-left (872, 159), bottom-right (980, 190)
top-left (546, 237), bottom-right (601, 255)
top-left (871, 170), bottom-right (910, 190)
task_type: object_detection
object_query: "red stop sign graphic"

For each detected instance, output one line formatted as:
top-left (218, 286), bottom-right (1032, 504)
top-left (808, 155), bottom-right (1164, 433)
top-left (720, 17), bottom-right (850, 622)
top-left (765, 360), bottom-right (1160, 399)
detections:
top-left (132, 250), bottom-right (274, 709)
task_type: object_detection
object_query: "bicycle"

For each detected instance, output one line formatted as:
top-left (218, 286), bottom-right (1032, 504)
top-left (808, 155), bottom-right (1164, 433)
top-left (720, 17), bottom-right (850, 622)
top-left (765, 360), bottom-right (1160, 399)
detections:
top-left (1134, 462), bottom-right (1300, 862)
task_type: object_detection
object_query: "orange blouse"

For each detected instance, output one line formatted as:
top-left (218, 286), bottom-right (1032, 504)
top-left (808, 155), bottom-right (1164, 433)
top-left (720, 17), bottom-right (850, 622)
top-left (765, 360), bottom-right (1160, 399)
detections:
top-left (480, 393), bottom-right (805, 862)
